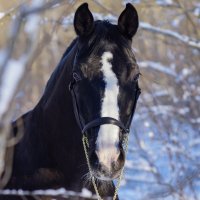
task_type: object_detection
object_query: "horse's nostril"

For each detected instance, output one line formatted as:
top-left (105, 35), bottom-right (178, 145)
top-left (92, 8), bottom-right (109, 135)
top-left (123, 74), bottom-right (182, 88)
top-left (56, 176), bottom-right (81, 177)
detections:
top-left (101, 168), bottom-right (107, 174)
top-left (112, 149), bottom-right (125, 171)
top-left (119, 149), bottom-right (125, 161)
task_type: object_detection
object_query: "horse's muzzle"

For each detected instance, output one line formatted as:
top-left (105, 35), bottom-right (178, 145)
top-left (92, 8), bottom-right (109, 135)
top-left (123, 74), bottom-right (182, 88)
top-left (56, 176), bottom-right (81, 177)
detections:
top-left (89, 147), bottom-right (125, 180)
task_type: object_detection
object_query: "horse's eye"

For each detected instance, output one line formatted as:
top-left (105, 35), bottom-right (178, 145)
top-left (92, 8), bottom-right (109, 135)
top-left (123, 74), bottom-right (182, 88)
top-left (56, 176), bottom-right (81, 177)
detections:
top-left (73, 72), bottom-right (82, 82)
top-left (133, 73), bottom-right (141, 82)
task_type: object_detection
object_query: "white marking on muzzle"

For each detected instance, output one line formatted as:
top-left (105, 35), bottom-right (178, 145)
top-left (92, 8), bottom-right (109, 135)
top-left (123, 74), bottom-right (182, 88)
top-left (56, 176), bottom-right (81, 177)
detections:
top-left (96, 51), bottom-right (120, 169)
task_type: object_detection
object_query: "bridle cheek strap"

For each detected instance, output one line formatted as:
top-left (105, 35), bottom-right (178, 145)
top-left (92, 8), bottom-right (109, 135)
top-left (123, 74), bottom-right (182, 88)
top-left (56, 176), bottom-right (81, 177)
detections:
top-left (69, 81), bottom-right (84, 129)
top-left (125, 85), bottom-right (141, 129)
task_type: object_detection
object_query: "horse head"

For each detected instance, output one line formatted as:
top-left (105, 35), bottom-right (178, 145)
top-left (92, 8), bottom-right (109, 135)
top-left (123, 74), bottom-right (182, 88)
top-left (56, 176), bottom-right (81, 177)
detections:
top-left (70, 3), bottom-right (140, 181)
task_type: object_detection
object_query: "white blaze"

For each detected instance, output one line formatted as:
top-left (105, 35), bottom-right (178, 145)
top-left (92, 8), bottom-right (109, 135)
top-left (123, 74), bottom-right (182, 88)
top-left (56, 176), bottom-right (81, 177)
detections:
top-left (96, 52), bottom-right (120, 168)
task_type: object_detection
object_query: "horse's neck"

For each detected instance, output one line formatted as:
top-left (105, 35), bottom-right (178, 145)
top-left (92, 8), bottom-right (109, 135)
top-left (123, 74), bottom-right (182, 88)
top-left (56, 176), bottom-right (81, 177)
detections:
top-left (42, 57), bottom-right (82, 145)
top-left (36, 47), bottom-right (87, 187)
top-left (41, 43), bottom-right (83, 153)
top-left (14, 42), bottom-right (83, 174)
top-left (10, 42), bottom-right (87, 191)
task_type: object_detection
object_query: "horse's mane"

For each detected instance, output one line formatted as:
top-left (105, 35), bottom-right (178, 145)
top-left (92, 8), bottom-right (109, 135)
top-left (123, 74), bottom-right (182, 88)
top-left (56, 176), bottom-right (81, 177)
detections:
top-left (39, 38), bottom-right (78, 105)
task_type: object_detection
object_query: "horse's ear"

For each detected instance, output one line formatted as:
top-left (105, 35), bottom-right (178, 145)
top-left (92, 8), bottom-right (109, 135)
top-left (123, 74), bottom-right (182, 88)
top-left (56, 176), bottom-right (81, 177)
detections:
top-left (74, 3), bottom-right (94, 36)
top-left (118, 3), bottom-right (139, 39)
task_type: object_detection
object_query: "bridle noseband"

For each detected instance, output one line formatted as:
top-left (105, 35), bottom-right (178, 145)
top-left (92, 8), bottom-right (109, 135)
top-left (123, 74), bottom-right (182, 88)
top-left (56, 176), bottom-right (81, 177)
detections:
top-left (69, 72), bottom-right (141, 135)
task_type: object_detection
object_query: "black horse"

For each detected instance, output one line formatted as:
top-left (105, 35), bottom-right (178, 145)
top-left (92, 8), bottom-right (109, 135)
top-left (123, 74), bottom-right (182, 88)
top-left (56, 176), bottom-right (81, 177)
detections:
top-left (1, 3), bottom-right (140, 200)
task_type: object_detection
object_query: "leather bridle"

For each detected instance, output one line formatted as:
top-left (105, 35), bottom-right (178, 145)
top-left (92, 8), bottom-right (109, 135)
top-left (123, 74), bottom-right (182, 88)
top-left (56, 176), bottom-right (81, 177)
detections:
top-left (69, 72), bottom-right (141, 135)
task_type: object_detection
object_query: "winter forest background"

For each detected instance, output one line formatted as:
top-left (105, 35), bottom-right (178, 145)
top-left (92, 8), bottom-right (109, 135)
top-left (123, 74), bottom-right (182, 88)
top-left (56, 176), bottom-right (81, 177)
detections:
top-left (0, 0), bottom-right (200, 199)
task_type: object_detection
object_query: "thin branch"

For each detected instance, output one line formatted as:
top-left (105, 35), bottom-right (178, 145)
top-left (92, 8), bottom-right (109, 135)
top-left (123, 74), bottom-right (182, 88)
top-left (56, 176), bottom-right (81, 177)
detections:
top-left (0, 0), bottom-right (65, 75)
top-left (0, 188), bottom-right (98, 199)
top-left (138, 61), bottom-right (176, 77)
top-left (174, 0), bottom-right (199, 36)
top-left (20, 0), bottom-right (65, 17)
top-left (144, 166), bottom-right (200, 199)
top-left (140, 22), bottom-right (200, 50)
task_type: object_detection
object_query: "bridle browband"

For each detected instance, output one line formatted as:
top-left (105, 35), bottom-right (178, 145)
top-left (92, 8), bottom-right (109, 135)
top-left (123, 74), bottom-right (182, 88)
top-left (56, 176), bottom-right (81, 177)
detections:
top-left (69, 71), bottom-right (141, 135)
